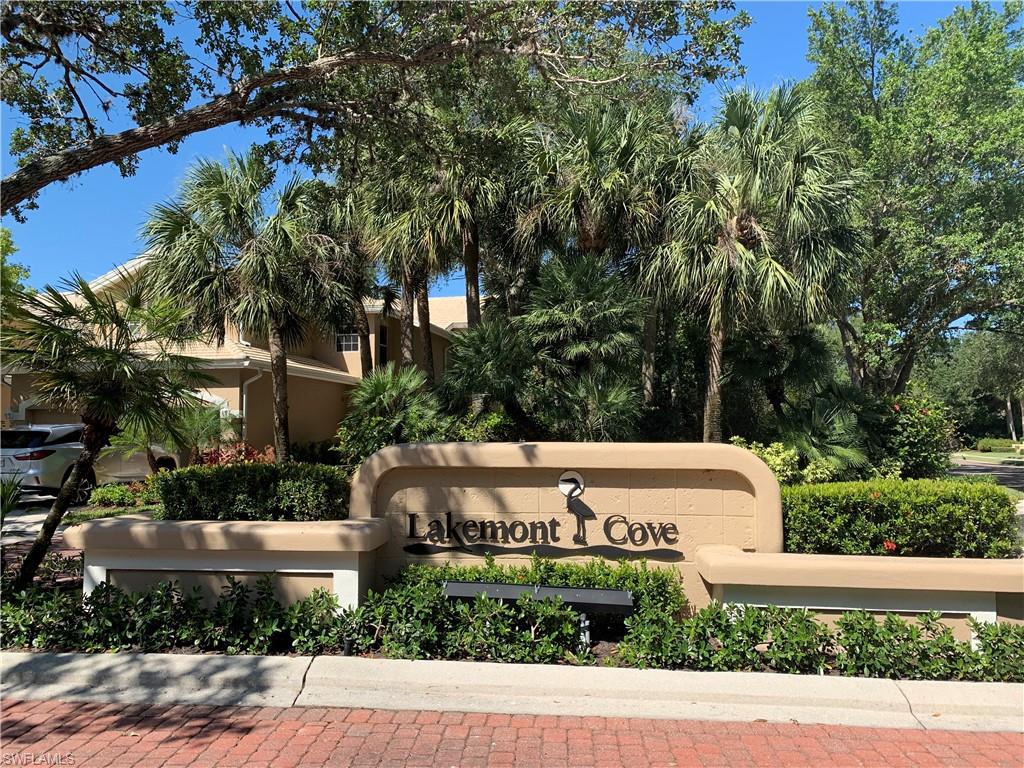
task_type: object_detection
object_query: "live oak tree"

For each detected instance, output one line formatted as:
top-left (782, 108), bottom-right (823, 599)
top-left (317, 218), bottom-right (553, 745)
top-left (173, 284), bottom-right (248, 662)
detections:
top-left (2, 277), bottom-right (209, 590)
top-left (1, 1), bottom-right (749, 217)
top-left (808, 0), bottom-right (1024, 395)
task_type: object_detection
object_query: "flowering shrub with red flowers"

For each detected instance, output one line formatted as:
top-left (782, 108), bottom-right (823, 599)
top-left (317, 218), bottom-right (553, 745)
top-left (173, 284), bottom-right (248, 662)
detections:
top-left (197, 441), bottom-right (275, 466)
top-left (873, 395), bottom-right (954, 479)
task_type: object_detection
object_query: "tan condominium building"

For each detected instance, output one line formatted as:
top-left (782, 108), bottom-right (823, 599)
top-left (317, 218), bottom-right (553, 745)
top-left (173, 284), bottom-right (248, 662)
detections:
top-left (1, 257), bottom-right (468, 447)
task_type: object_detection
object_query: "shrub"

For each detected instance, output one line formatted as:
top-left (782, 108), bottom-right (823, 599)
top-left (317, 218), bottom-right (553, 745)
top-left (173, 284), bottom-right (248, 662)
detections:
top-left (346, 557), bottom-right (686, 663)
top-left (976, 437), bottom-right (1015, 452)
top-left (449, 409), bottom-right (516, 442)
top-left (290, 440), bottom-right (342, 465)
top-left (335, 363), bottom-right (449, 470)
top-left (783, 479), bottom-right (1021, 558)
top-left (152, 463), bottom-right (349, 521)
top-left (88, 483), bottom-right (137, 507)
top-left (198, 441), bottom-right (275, 465)
top-left (2, 569), bottom-right (1022, 683)
top-left (833, 611), bottom-right (983, 681)
top-left (88, 475), bottom-right (164, 508)
top-left (730, 437), bottom-right (801, 484)
top-left (875, 396), bottom-right (954, 479)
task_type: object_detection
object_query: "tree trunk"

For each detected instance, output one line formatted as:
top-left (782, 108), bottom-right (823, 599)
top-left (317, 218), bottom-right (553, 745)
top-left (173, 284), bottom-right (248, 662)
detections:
top-left (703, 323), bottom-right (725, 443)
top-left (353, 301), bottom-right (373, 377)
top-left (891, 348), bottom-right (916, 396)
top-left (400, 269), bottom-right (415, 366)
top-left (503, 397), bottom-right (545, 441)
top-left (1007, 394), bottom-right (1018, 442)
top-left (267, 322), bottom-right (291, 461)
top-left (146, 447), bottom-right (159, 475)
top-left (463, 219), bottom-right (482, 328)
top-left (416, 279), bottom-right (436, 384)
top-left (14, 423), bottom-right (109, 590)
top-left (837, 317), bottom-right (862, 390)
top-left (642, 305), bottom-right (657, 405)
top-left (1019, 398), bottom-right (1023, 441)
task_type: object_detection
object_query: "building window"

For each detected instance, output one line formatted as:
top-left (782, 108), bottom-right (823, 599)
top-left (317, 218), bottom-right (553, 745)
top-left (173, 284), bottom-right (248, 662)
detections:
top-left (377, 325), bottom-right (389, 367)
top-left (336, 327), bottom-right (359, 352)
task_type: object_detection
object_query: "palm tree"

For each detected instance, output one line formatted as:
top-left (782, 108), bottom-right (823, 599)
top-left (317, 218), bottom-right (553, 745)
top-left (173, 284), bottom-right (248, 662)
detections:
top-left (2, 275), bottom-right (209, 589)
top-left (104, 403), bottom-right (235, 470)
top-left (143, 150), bottom-right (350, 460)
top-left (646, 86), bottom-right (860, 442)
top-left (516, 104), bottom-right (679, 401)
top-left (308, 186), bottom-right (397, 377)
top-left (371, 170), bottom-right (458, 382)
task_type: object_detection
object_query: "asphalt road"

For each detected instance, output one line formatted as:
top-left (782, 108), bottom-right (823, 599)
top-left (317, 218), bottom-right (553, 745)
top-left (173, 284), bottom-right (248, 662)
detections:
top-left (950, 461), bottom-right (1024, 492)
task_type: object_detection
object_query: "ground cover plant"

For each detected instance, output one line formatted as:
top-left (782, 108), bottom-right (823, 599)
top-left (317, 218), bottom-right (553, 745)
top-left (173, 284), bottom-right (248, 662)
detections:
top-left (782, 478), bottom-right (1022, 558)
top-left (152, 463), bottom-right (349, 522)
top-left (2, 560), bottom-right (1021, 683)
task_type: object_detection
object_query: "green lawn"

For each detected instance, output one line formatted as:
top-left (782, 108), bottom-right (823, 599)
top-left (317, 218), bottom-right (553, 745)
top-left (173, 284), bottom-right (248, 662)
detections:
top-left (62, 505), bottom-right (160, 527)
top-left (951, 450), bottom-right (1024, 466)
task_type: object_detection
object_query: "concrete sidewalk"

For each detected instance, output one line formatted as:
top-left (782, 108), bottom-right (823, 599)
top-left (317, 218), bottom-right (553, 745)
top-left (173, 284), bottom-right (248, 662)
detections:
top-left (3, 652), bottom-right (1021, 733)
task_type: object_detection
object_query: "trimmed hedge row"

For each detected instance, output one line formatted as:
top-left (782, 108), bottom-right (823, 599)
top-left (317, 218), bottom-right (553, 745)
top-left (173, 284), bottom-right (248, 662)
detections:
top-left (152, 463), bottom-right (349, 522)
top-left (2, 561), bottom-right (1021, 682)
top-left (976, 437), bottom-right (1016, 452)
top-left (783, 478), bottom-right (1021, 558)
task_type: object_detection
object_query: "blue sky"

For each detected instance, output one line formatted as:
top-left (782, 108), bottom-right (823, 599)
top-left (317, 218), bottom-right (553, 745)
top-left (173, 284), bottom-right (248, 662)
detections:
top-left (2, 1), bottom-right (964, 295)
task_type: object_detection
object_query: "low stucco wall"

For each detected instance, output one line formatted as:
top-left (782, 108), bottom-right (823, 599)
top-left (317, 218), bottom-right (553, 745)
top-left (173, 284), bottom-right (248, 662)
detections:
top-left (61, 442), bottom-right (1024, 633)
top-left (695, 544), bottom-right (1024, 632)
top-left (63, 517), bottom-right (389, 607)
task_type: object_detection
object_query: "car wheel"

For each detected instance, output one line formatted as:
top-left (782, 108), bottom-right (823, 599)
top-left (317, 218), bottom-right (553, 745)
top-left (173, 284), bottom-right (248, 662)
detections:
top-left (63, 467), bottom-right (96, 507)
top-left (155, 458), bottom-right (177, 473)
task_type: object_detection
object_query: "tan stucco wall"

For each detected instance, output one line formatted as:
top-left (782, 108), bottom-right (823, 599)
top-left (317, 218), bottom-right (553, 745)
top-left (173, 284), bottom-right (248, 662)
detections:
top-left (351, 442), bottom-right (781, 603)
top-left (242, 373), bottom-right (350, 448)
top-left (109, 570), bottom-right (332, 606)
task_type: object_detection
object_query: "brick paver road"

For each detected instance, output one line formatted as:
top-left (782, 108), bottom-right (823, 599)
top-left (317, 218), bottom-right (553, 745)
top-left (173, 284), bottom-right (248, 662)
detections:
top-left (1, 699), bottom-right (1021, 767)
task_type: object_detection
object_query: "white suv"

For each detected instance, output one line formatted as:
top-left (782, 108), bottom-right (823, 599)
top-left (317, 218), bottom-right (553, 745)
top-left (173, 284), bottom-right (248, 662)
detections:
top-left (0, 425), bottom-right (177, 505)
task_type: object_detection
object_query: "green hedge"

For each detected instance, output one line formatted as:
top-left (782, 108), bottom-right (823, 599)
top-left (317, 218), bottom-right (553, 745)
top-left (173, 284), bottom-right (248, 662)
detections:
top-left (783, 479), bottom-right (1021, 558)
top-left (976, 437), bottom-right (1016, 452)
top-left (2, 566), bottom-right (1021, 682)
top-left (152, 463), bottom-right (349, 521)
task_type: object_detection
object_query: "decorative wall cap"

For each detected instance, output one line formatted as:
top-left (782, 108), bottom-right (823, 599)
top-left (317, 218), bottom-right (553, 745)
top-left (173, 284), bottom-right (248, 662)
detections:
top-left (695, 544), bottom-right (1024, 594)
top-left (62, 516), bottom-right (389, 553)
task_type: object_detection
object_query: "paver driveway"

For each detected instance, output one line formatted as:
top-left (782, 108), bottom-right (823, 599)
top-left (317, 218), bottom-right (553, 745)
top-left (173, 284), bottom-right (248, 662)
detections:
top-left (2, 699), bottom-right (1021, 767)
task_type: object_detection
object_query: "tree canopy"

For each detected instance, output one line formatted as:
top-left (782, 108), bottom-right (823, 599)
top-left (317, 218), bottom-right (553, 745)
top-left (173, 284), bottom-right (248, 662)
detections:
top-left (1, 1), bottom-right (749, 216)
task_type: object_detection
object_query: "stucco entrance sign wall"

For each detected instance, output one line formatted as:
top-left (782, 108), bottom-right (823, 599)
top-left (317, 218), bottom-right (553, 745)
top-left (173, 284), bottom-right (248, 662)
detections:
top-left (349, 442), bottom-right (783, 606)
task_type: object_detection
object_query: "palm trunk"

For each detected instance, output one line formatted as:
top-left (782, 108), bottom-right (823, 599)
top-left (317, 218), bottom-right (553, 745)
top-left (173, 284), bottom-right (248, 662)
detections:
top-left (463, 219), bottom-right (482, 327)
top-left (400, 269), bottom-right (415, 366)
top-left (416, 279), bottom-right (436, 384)
top-left (504, 397), bottom-right (544, 441)
top-left (642, 306), bottom-right (657, 405)
top-left (837, 317), bottom-right (862, 390)
top-left (354, 301), bottom-right (373, 377)
top-left (1007, 394), bottom-right (1018, 442)
top-left (703, 322), bottom-right (725, 443)
top-left (267, 322), bottom-right (290, 461)
top-left (14, 422), bottom-right (109, 590)
top-left (146, 447), bottom-right (159, 475)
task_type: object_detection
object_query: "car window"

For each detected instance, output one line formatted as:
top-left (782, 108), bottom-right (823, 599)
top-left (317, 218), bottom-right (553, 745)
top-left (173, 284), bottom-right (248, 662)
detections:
top-left (1, 430), bottom-right (48, 449)
top-left (45, 430), bottom-right (82, 445)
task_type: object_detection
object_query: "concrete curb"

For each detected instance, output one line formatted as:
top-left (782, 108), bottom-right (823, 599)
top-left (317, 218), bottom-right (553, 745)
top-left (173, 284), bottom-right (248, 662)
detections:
top-left (2, 652), bottom-right (1021, 732)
